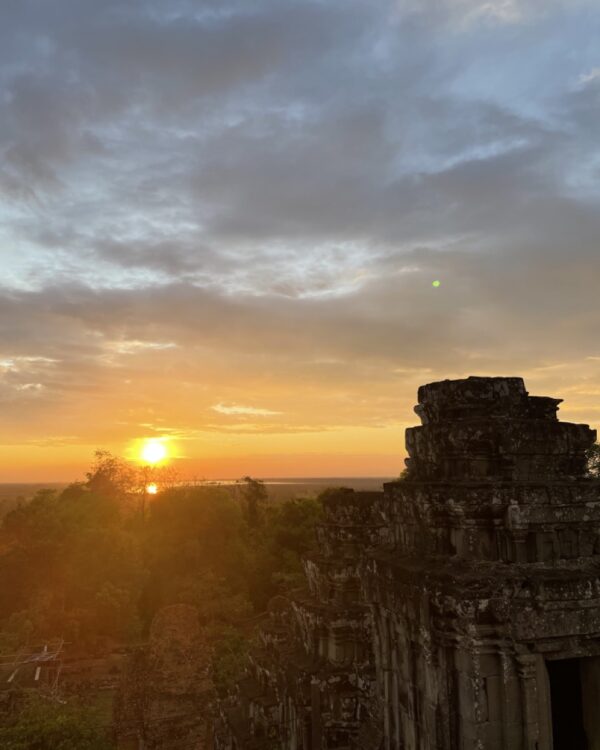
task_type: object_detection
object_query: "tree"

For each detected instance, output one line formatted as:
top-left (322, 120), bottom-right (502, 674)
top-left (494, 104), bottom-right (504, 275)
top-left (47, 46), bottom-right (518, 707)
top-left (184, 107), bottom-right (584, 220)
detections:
top-left (85, 450), bottom-right (138, 499)
top-left (140, 485), bottom-right (253, 626)
top-left (588, 443), bottom-right (600, 478)
top-left (239, 476), bottom-right (267, 528)
top-left (0, 461), bottom-right (143, 644)
top-left (244, 495), bottom-right (322, 609)
top-left (0, 695), bottom-right (112, 750)
top-left (211, 626), bottom-right (251, 696)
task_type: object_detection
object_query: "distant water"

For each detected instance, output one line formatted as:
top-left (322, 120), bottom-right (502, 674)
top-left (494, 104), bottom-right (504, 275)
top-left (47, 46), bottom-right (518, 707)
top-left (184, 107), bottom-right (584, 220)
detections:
top-left (197, 477), bottom-right (391, 488)
top-left (0, 478), bottom-right (393, 515)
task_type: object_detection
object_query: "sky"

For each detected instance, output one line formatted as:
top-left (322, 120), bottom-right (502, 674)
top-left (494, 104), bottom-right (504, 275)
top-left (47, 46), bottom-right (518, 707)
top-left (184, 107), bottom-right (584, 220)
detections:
top-left (1, 0), bottom-right (600, 481)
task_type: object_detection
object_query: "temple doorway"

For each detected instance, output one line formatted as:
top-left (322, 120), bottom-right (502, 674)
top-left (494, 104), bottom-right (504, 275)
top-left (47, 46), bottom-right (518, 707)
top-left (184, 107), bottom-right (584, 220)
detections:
top-left (546, 656), bottom-right (600, 750)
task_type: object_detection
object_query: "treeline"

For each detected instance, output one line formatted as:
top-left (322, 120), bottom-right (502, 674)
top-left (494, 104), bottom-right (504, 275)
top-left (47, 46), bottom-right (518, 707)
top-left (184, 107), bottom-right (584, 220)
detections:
top-left (0, 453), bottom-right (323, 747)
top-left (0, 453), bottom-right (322, 650)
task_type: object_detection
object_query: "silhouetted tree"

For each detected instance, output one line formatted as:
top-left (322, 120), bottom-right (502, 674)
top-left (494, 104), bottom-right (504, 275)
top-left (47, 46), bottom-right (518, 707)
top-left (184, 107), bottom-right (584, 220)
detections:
top-left (240, 476), bottom-right (268, 527)
top-left (86, 450), bottom-right (137, 498)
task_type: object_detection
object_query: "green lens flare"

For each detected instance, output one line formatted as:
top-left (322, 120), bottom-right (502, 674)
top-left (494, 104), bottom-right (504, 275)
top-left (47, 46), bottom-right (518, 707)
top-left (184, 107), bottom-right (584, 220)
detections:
top-left (432, 280), bottom-right (441, 288)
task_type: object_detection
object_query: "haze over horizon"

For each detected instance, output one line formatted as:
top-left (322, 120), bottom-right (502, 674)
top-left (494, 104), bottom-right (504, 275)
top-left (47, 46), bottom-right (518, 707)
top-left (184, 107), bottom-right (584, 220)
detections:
top-left (1, 0), bottom-right (599, 482)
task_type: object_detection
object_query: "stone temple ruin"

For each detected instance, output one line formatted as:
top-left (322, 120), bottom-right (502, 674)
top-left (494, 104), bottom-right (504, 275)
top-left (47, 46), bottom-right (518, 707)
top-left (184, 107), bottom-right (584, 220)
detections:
top-left (215, 376), bottom-right (600, 750)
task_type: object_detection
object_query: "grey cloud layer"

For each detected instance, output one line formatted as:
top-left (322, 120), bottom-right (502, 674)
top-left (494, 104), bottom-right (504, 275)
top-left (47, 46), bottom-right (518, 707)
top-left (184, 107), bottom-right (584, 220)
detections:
top-left (1, 0), bottom-right (599, 439)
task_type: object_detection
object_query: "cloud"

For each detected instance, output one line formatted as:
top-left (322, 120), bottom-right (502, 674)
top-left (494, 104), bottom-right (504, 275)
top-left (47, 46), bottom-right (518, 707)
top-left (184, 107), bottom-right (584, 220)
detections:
top-left (579, 68), bottom-right (600, 86)
top-left (435, 0), bottom-right (596, 26)
top-left (211, 403), bottom-right (282, 417)
top-left (0, 0), bottom-right (599, 477)
top-left (455, 0), bottom-right (524, 25)
top-left (110, 340), bottom-right (177, 355)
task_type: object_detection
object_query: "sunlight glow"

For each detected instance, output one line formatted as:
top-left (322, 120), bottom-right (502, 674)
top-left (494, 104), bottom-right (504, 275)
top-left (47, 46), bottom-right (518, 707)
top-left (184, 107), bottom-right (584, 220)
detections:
top-left (140, 439), bottom-right (168, 464)
top-left (146, 483), bottom-right (158, 495)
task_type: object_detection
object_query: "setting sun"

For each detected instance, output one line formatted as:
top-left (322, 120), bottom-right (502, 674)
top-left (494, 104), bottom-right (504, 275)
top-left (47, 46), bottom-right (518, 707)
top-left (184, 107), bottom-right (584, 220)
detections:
top-left (146, 483), bottom-right (158, 495)
top-left (140, 439), bottom-right (167, 465)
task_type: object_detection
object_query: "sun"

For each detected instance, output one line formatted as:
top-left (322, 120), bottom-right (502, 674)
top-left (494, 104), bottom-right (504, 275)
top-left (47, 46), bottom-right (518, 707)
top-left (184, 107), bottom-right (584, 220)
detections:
top-left (140, 439), bottom-right (167, 465)
top-left (146, 483), bottom-right (158, 495)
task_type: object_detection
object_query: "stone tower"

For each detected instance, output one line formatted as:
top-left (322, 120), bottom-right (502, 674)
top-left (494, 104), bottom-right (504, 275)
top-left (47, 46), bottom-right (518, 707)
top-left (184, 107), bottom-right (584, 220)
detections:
top-left (216, 376), bottom-right (600, 750)
top-left (365, 376), bottom-right (600, 750)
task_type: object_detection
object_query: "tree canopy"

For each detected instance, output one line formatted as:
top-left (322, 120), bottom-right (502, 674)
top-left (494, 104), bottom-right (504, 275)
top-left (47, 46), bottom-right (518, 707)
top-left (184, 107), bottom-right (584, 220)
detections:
top-left (0, 453), bottom-right (325, 744)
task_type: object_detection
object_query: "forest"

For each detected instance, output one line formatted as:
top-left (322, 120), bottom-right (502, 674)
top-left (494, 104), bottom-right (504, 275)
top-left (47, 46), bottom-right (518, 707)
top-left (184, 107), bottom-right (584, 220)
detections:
top-left (0, 452), bottom-right (323, 748)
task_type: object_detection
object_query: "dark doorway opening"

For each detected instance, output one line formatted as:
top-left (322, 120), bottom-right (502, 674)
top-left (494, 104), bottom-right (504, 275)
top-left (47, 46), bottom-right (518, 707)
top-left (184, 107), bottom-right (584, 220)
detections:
top-left (547, 658), bottom-right (588, 750)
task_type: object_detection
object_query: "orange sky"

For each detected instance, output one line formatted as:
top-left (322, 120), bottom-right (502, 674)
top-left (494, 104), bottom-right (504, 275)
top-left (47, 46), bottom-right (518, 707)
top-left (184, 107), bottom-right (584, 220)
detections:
top-left (1, 358), bottom-right (598, 483)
